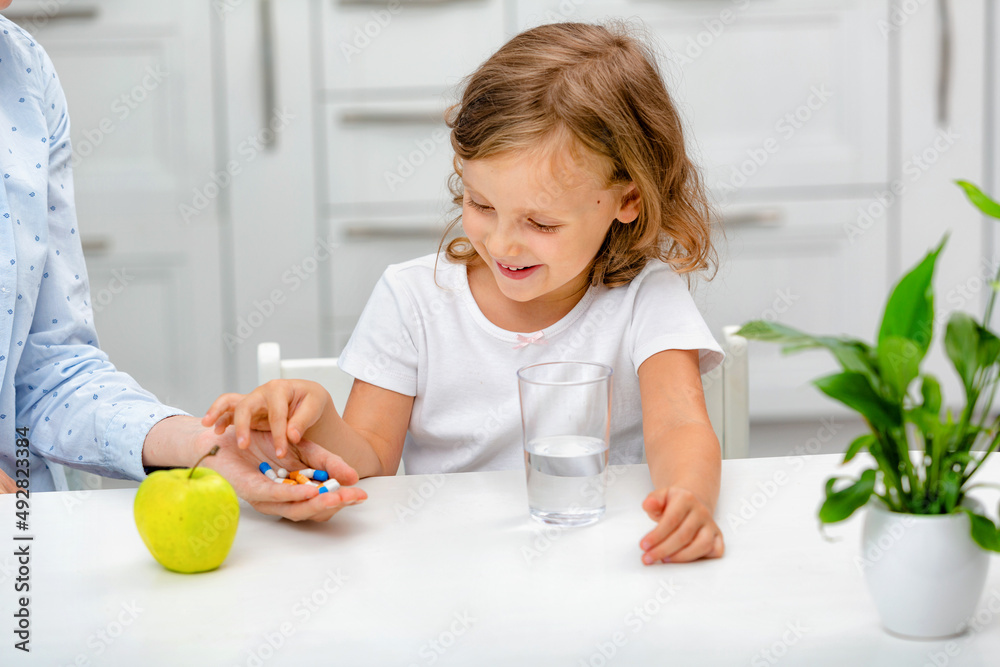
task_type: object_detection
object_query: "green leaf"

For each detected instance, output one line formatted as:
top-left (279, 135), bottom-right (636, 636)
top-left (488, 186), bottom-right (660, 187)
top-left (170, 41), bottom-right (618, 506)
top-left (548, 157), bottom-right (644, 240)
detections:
top-left (920, 374), bottom-right (942, 414)
top-left (956, 180), bottom-right (1000, 220)
top-left (877, 238), bottom-right (945, 364)
top-left (877, 335), bottom-right (921, 398)
top-left (975, 323), bottom-right (1000, 368)
top-left (814, 372), bottom-right (902, 428)
top-left (736, 321), bottom-right (878, 379)
top-left (819, 469), bottom-right (877, 523)
top-left (945, 313), bottom-right (1000, 401)
top-left (962, 509), bottom-right (1000, 552)
top-left (843, 434), bottom-right (874, 463)
top-left (945, 312), bottom-right (979, 394)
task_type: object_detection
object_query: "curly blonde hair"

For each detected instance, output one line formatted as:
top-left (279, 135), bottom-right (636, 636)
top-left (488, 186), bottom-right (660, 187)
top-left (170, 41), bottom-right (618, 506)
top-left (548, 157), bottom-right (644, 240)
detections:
top-left (439, 21), bottom-right (716, 287)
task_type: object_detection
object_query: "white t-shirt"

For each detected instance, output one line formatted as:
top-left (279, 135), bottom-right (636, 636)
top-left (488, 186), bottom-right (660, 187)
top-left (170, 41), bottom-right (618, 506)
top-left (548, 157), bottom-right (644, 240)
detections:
top-left (338, 253), bottom-right (723, 475)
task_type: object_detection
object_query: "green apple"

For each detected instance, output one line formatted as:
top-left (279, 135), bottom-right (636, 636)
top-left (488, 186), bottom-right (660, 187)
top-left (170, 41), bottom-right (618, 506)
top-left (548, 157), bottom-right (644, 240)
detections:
top-left (133, 446), bottom-right (240, 574)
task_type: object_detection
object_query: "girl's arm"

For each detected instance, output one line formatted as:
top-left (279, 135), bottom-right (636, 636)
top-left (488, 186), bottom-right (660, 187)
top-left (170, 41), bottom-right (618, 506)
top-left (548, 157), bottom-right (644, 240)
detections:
top-left (636, 348), bottom-right (725, 564)
top-left (302, 379), bottom-right (413, 478)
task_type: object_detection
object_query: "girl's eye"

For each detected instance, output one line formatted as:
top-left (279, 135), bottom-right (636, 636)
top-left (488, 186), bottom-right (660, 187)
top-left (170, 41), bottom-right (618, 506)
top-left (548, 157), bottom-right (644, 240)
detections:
top-left (466, 198), bottom-right (493, 213)
top-left (529, 220), bottom-right (558, 233)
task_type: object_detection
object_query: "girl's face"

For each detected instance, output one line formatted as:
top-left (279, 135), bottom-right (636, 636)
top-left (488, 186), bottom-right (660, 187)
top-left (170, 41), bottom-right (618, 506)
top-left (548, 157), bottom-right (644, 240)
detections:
top-left (461, 144), bottom-right (639, 307)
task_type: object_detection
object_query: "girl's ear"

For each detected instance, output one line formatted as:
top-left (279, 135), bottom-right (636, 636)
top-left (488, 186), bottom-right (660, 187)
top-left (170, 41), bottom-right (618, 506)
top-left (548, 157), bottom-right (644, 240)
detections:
top-left (616, 184), bottom-right (641, 224)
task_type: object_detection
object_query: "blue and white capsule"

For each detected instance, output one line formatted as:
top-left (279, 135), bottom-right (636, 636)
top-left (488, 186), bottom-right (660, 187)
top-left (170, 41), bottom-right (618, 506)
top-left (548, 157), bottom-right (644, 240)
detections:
top-left (258, 461), bottom-right (278, 481)
top-left (317, 478), bottom-right (341, 494)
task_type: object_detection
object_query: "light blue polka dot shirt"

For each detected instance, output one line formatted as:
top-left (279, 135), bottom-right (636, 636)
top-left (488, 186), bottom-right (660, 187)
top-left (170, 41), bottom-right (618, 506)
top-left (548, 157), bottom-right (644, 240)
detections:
top-left (0, 17), bottom-right (186, 491)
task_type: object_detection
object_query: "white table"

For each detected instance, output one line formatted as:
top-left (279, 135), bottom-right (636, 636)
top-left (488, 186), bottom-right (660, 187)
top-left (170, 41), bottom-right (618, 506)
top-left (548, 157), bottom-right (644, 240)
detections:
top-left (2, 453), bottom-right (1000, 666)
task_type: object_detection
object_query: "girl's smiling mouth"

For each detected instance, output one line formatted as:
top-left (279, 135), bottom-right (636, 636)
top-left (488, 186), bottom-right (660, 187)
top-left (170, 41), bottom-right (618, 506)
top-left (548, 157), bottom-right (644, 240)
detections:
top-left (496, 261), bottom-right (541, 280)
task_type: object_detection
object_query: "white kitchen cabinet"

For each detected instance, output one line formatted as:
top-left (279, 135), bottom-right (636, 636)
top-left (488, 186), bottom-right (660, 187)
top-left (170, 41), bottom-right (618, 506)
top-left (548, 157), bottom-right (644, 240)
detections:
top-left (324, 98), bottom-right (453, 210)
top-left (320, 0), bottom-right (507, 94)
top-left (5, 0), bottom-right (225, 414)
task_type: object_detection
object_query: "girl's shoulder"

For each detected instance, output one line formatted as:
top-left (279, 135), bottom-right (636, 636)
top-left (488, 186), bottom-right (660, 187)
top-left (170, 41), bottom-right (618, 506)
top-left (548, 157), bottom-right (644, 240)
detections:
top-left (379, 252), bottom-right (466, 303)
top-left (618, 257), bottom-right (688, 296)
top-left (383, 252), bottom-right (462, 284)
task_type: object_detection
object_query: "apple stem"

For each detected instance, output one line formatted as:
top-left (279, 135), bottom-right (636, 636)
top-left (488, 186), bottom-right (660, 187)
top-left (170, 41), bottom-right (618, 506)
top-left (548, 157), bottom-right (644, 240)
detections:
top-left (189, 445), bottom-right (220, 480)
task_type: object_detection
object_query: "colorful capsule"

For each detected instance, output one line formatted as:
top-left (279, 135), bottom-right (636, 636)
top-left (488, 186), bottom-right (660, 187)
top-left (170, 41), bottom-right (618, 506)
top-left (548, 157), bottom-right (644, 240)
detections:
top-left (317, 478), bottom-right (341, 494)
top-left (259, 462), bottom-right (277, 481)
top-left (312, 470), bottom-right (330, 482)
top-left (291, 471), bottom-right (310, 485)
top-left (281, 478), bottom-right (297, 485)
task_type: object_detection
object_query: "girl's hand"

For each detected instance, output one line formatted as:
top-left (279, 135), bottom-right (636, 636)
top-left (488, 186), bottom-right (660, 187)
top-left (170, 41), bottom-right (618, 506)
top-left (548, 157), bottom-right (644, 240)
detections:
top-left (197, 424), bottom-right (366, 522)
top-left (639, 487), bottom-right (725, 564)
top-left (201, 380), bottom-right (332, 458)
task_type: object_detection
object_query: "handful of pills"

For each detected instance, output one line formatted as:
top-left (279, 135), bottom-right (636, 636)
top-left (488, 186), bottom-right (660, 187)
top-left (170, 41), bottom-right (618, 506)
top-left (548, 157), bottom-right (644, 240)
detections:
top-left (259, 462), bottom-right (340, 493)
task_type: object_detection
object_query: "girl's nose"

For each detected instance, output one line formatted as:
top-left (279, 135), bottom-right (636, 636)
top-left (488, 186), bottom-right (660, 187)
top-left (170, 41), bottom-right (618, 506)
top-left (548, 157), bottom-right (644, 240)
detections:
top-left (486, 218), bottom-right (521, 259)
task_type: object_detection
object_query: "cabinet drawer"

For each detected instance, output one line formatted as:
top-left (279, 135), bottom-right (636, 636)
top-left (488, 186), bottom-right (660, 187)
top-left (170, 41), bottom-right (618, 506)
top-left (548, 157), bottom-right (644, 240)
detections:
top-left (3, 0), bottom-right (179, 32)
top-left (324, 234), bottom-right (445, 352)
top-left (517, 0), bottom-right (889, 191)
top-left (325, 99), bottom-right (455, 207)
top-left (321, 0), bottom-right (506, 93)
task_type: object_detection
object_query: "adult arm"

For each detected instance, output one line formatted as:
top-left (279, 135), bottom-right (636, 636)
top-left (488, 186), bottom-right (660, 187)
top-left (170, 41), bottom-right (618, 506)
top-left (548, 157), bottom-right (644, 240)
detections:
top-left (11, 39), bottom-right (187, 483)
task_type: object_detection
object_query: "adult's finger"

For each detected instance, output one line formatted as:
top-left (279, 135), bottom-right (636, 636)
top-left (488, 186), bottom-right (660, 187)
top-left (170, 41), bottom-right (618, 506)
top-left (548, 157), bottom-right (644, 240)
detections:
top-left (250, 486), bottom-right (367, 522)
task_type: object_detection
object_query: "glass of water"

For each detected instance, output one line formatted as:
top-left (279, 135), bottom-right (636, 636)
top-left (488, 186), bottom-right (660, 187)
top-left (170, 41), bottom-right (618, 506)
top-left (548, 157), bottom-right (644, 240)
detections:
top-left (517, 361), bottom-right (613, 527)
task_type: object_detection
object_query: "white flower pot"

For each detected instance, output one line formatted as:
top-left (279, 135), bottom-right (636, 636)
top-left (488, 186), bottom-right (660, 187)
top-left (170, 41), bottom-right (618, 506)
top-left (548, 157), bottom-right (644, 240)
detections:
top-left (861, 499), bottom-right (991, 638)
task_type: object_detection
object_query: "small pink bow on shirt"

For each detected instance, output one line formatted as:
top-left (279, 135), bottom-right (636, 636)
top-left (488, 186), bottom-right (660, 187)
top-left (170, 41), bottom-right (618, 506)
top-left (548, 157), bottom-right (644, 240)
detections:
top-left (513, 331), bottom-right (547, 350)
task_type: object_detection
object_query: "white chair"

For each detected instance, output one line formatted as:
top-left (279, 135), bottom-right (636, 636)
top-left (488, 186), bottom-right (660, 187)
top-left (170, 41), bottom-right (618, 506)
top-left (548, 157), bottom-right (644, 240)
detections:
top-left (258, 327), bottom-right (750, 470)
top-left (703, 326), bottom-right (750, 459)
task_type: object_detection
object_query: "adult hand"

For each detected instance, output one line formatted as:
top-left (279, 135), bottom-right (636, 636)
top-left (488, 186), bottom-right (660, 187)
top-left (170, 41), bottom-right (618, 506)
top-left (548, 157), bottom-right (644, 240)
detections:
top-left (639, 486), bottom-right (725, 564)
top-left (0, 469), bottom-right (18, 494)
top-left (192, 425), bottom-right (367, 522)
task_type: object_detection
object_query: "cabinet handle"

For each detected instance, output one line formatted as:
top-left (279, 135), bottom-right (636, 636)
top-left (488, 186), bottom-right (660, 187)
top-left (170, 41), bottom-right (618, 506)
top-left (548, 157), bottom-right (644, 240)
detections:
top-left (936, 0), bottom-right (952, 127)
top-left (259, 0), bottom-right (278, 149)
top-left (1, 6), bottom-right (99, 25)
top-left (344, 224), bottom-right (445, 240)
top-left (717, 208), bottom-right (784, 229)
top-left (80, 237), bottom-right (112, 255)
top-left (338, 109), bottom-right (446, 125)
top-left (337, 0), bottom-right (472, 5)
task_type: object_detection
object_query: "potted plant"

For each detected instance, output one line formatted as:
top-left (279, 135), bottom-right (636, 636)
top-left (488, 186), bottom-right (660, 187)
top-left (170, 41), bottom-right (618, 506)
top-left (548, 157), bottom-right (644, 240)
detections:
top-left (737, 180), bottom-right (1000, 639)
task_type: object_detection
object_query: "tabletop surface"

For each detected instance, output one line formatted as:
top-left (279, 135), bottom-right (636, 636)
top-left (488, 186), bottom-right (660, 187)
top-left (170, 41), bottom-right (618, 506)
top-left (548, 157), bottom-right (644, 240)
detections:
top-left (2, 453), bottom-right (1000, 666)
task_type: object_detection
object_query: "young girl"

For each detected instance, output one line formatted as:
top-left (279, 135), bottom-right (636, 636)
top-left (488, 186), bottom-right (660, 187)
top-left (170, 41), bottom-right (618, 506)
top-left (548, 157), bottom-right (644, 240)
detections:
top-left (204, 22), bottom-right (726, 564)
